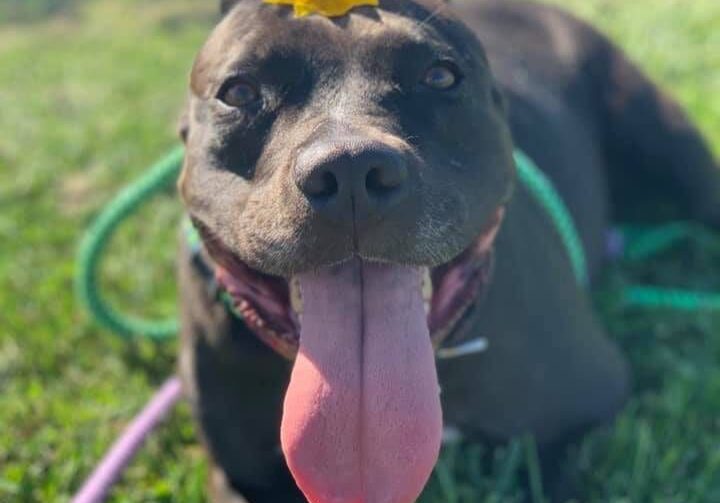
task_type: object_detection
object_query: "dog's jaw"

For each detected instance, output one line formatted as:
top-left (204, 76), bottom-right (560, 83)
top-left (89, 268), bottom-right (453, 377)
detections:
top-left (200, 206), bottom-right (505, 361)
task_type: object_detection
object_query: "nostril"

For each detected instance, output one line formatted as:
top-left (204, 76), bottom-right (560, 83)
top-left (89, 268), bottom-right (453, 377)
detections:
top-left (304, 171), bottom-right (339, 200)
top-left (365, 165), bottom-right (407, 197)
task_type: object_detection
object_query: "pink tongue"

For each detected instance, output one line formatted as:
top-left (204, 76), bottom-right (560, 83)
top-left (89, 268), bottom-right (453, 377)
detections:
top-left (281, 259), bottom-right (443, 503)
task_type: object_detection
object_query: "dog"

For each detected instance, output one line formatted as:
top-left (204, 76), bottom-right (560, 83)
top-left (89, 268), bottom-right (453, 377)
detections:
top-left (176, 0), bottom-right (720, 501)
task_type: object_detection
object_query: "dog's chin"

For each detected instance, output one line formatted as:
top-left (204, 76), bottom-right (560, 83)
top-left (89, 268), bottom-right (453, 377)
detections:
top-left (194, 207), bottom-right (505, 359)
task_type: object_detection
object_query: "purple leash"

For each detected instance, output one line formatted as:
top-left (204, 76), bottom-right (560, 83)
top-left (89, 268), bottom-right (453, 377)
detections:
top-left (72, 376), bottom-right (183, 503)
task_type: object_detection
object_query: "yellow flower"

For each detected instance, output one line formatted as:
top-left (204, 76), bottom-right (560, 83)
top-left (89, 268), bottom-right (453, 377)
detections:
top-left (263, 0), bottom-right (379, 18)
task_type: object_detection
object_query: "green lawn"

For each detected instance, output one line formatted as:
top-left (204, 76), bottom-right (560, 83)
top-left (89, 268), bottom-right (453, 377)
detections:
top-left (1, 1), bottom-right (719, 501)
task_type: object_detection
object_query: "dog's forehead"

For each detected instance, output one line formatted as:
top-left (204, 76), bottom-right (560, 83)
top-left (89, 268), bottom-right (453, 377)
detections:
top-left (348, 8), bottom-right (435, 42)
top-left (191, 1), bottom-right (459, 94)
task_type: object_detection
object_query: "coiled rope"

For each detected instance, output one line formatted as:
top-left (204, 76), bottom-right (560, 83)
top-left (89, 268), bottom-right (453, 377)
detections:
top-left (75, 146), bottom-right (184, 340)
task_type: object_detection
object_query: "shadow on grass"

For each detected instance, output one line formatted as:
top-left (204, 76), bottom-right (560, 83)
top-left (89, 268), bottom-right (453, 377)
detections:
top-left (0, 0), bottom-right (84, 25)
top-left (158, 10), bottom-right (219, 33)
top-left (0, 0), bottom-right (218, 29)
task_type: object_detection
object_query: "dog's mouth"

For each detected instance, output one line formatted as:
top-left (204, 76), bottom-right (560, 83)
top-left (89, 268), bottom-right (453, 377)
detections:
top-left (198, 207), bottom-right (505, 360)
top-left (194, 207), bottom-right (505, 503)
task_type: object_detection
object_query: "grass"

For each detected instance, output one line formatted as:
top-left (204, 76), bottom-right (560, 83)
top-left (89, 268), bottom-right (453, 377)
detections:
top-left (0, 0), bottom-right (718, 501)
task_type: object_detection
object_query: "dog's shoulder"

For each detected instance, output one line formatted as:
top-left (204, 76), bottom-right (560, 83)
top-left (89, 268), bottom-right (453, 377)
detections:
top-left (450, 0), bottom-right (613, 87)
top-left (451, 0), bottom-right (604, 52)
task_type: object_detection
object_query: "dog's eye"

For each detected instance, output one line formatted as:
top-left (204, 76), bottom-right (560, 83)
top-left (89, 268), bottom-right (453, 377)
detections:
top-left (422, 62), bottom-right (462, 91)
top-left (218, 79), bottom-right (260, 108)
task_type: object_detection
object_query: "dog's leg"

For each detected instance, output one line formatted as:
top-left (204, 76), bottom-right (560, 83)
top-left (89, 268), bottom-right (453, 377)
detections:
top-left (535, 431), bottom-right (585, 503)
top-left (207, 461), bottom-right (308, 503)
top-left (178, 241), bottom-right (305, 503)
top-left (208, 464), bottom-right (250, 503)
top-left (596, 38), bottom-right (720, 226)
top-left (438, 191), bottom-right (630, 501)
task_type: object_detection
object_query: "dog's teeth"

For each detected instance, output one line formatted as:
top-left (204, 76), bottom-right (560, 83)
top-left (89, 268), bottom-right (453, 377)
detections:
top-left (289, 277), bottom-right (303, 315)
top-left (421, 267), bottom-right (432, 316)
top-left (421, 267), bottom-right (433, 302)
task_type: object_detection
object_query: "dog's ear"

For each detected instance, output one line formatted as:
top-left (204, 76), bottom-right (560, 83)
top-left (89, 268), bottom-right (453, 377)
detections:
top-left (491, 83), bottom-right (507, 114)
top-left (178, 106), bottom-right (190, 144)
top-left (176, 107), bottom-right (191, 201)
top-left (221, 0), bottom-right (242, 15)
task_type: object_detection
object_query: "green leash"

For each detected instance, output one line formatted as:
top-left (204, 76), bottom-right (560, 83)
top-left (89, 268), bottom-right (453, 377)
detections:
top-left (75, 146), bottom-right (720, 339)
top-left (514, 150), bottom-right (588, 287)
top-left (75, 146), bottom-right (184, 339)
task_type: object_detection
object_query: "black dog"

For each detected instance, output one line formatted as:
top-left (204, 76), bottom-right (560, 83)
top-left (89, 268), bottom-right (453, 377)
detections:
top-left (176, 1), bottom-right (720, 501)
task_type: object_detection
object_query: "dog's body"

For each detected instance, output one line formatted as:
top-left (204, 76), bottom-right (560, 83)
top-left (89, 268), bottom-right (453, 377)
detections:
top-left (177, 1), bottom-right (720, 501)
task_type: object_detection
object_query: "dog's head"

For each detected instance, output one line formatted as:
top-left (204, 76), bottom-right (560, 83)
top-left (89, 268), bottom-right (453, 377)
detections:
top-left (181, 0), bottom-right (514, 276)
top-left (180, 1), bottom-right (515, 501)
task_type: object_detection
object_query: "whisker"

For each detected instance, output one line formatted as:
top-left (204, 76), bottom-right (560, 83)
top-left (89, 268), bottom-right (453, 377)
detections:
top-left (415, 2), bottom-right (449, 30)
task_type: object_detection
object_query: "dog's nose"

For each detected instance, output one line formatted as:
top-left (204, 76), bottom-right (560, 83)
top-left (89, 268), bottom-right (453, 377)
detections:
top-left (294, 143), bottom-right (409, 222)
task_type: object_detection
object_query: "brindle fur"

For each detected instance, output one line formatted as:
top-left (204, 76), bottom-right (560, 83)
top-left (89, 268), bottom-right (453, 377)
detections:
top-left (178, 1), bottom-right (720, 501)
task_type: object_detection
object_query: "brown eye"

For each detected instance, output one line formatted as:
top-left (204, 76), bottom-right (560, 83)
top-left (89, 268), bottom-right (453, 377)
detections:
top-left (219, 79), bottom-right (260, 107)
top-left (422, 63), bottom-right (462, 91)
